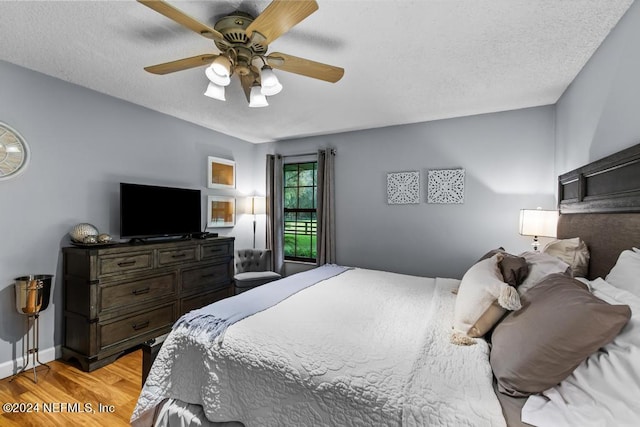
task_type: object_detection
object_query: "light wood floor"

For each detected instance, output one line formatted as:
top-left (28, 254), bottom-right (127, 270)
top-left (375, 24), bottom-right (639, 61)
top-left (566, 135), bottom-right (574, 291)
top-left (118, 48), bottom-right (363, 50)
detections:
top-left (0, 349), bottom-right (142, 427)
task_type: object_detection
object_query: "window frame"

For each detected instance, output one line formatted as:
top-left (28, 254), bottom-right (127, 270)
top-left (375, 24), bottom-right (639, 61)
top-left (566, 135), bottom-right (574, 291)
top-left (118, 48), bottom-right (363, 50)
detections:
top-left (283, 161), bottom-right (318, 263)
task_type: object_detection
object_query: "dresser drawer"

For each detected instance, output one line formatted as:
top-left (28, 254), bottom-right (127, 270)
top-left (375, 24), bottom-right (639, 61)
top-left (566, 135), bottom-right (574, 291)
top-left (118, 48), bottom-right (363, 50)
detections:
top-left (201, 242), bottom-right (232, 260)
top-left (182, 261), bottom-right (230, 291)
top-left (180, 287), bottom-right (230, 316)
top-left (158, 247), bottom-right (197, 266)
top-left (98, 251), bottom-right (153, 276)
top-left (100, 273), bottom-right (177, 312)
top-left (100, 303), bottom-right (175, 350)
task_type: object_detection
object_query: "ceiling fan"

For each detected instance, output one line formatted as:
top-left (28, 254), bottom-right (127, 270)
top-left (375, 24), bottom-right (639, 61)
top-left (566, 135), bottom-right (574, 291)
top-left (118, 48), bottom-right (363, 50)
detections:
top-left (137, 0), bottom-right (344, 107)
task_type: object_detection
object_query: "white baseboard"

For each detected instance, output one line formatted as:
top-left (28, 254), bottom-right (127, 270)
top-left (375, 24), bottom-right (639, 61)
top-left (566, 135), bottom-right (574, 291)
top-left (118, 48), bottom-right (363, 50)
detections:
top-left (0, 345), bottom-right (61, 380)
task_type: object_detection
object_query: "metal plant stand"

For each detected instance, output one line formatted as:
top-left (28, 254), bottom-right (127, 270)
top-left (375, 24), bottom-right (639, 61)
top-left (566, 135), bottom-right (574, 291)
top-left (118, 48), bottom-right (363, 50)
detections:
top-left (12, 313), bottom-right (50, 383)
top-left (11, 274), bottom-right (53, 383)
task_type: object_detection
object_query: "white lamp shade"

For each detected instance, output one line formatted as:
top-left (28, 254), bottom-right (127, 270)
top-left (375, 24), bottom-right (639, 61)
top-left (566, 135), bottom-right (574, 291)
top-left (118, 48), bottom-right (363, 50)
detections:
top-left (249, 86), bottom-right (268, 107)
top-left (519, 209), bottom-right (558, 238)
top-left (260, 67), bottom-right (283, 96)
top-left (251, 196), bottom-right (266, 215)
top-left (205, 62), bottom-right (231, 87)
top-left (204, 82), bottom-right (226, 101)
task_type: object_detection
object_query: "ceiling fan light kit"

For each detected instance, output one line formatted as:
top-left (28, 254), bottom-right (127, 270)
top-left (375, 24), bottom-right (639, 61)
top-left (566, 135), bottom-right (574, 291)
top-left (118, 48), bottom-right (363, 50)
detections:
top-left (249, 85), bottom-right (269, 108)
top-left (209, 56), bottom-right (233, 82)
top-left (259, 65), bottom-right (283, 96)
top-left (205, 63), bottom-right (231, 87)
top-left (204, 82), bottom-right (226, 101)
top-left (138, 0), bottom-right (344, 108)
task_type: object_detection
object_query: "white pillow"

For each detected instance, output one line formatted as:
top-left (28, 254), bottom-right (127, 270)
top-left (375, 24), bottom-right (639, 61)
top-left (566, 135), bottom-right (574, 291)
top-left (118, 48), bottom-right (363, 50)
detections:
top-left (543, 237), bottom-right (590, 277)
top-left (605, 248), bottom-right (640, 297)
top-left (453, 253), bottom-right (521, 340)
top-left (517, 251), bottom-right (572, 294)
top-left (522, 277), bottom-right (639, 426)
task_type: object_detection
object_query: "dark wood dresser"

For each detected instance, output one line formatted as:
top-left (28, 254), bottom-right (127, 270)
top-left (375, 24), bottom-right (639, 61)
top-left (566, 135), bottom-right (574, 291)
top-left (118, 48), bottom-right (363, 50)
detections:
top-left (61, 237), bottom-right (234, 371)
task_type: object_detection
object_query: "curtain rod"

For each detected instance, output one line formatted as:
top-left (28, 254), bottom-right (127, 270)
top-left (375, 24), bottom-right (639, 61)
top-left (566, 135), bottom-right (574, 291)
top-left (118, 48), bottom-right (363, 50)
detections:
top-left (281, 149), bottom-right (336, 158)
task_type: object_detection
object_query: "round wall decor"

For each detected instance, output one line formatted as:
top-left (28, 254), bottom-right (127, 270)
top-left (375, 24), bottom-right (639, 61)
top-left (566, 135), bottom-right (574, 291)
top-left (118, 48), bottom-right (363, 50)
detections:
top-left (0, 122), bottom-right (30, 181)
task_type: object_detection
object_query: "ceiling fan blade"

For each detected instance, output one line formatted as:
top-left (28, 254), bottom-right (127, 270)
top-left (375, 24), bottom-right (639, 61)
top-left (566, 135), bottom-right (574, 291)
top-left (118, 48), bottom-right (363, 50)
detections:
top-left (144, 54), bottom-right (218, 75)
top-left (137, 0), bottom-right (225, 42)
top-left (245, 0), bottom-right (318, 45)
top-left (267, 52), bottom-right (344, 83)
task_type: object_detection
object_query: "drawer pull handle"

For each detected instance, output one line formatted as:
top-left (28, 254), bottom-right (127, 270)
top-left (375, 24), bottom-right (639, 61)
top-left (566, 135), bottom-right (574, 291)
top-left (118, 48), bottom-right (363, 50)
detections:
top-left (200, 274), bottom-right (216, 279)
top-left (171, 253), bottom-right (187, 258)
top-left (118, 260), bottom-right (136, 267)
top-left (209, 249), bottom-right (223, 253)
top-left (132, 287), bottom-right (150, 296)
top-left (132, 321), bottom-right (149, 331)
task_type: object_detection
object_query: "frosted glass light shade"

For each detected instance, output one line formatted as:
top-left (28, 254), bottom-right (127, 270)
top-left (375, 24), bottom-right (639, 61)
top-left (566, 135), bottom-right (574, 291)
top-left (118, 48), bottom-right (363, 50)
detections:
top-left (261, 80), bottom-right (283, 96)
top-left (205, 62), bottom-right (231, 86)
top-left (212, 56), bottom-right (231, 75)
top-left (519, 209), bottom-right (558, 237)
top-left (204, 82), bottom-right (226, 101)
top-left (249, 86), bottom-right (268, 107)
top-left (260, 66), bottom-right (282, 96)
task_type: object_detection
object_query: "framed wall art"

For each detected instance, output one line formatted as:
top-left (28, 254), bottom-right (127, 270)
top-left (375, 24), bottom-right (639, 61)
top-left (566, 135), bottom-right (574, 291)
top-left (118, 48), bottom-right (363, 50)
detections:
top-left (207, 156), bottom-right (235, 189)
top-left (207, 196), bottom-right (236, 227)
top-left (427, 168), bottom-right (465, 204)
top-left (387, 171), bottom-right (420, 204)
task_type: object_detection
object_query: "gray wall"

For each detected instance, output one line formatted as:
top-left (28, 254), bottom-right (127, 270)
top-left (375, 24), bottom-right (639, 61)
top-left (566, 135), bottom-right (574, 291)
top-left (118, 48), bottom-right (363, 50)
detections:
top-left (1, 0), bottom-right (637, 376)
top-left (270, 106), bottom-right (557, 279)
top-left (0, 61), bottom-right (258, 375)
top-left (556, 1), bottom-right (640, 173)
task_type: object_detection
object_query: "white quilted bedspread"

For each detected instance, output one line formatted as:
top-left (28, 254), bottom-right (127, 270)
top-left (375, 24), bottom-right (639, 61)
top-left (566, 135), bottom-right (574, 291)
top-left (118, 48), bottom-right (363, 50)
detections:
top-left (131, 268), bottom-right (506, 427)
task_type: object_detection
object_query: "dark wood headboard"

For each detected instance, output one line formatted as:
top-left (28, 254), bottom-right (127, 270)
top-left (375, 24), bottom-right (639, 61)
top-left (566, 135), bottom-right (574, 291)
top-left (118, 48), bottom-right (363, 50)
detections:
top-left (557, 143), bottom-right (640, 280)
top-left (559, 143), bottom-right (640, 214)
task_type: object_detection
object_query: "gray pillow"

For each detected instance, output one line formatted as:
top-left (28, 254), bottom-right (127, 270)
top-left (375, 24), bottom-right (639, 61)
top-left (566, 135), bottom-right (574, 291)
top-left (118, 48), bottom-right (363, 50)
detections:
top-left (490, 273), bottom-right (631, 397)
top-left (478, 248), bottom-right (529, 287)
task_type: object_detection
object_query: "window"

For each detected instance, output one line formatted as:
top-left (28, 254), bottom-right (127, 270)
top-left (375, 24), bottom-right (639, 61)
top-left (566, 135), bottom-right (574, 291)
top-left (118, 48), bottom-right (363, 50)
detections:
top-left (283, 161), bottom-right (317, 262)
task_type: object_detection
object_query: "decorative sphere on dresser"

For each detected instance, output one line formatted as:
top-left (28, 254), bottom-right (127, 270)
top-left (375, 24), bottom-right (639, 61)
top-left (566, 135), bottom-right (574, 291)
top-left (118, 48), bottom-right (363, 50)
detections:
top-left (69, 223), bottom-right (99, 243)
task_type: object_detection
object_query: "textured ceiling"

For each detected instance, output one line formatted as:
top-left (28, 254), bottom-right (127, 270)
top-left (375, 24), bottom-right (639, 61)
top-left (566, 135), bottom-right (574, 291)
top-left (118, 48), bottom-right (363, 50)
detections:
top-left (0, 1), bottom-right (634, 144)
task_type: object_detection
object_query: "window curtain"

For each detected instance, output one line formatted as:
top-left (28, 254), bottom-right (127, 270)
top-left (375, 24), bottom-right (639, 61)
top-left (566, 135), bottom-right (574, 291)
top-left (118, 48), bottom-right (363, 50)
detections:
top-left (316, 149), bottom-right (336, 265)
top-left (266, 154), bottom-right (284, 275)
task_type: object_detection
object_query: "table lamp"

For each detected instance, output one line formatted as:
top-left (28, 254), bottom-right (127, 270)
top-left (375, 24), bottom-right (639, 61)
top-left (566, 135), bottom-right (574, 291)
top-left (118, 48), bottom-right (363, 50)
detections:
top-left (519, 208), bottom-right (558, 251)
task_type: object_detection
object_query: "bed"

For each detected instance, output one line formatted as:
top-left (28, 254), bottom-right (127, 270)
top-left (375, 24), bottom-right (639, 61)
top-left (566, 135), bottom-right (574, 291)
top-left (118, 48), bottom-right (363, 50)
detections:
top-left (131, 143), bottom-right (640, 427)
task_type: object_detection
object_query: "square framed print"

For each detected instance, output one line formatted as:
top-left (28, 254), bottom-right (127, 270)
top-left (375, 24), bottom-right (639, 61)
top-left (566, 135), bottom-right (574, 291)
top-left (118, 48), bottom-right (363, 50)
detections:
top-left (387, 171), bottom-right (420, 204)
top-left (207, 196), bottom-right (236, 227)
top-left (208, 156), bottom-right (235, 189)
top-left (427, 168), bottom-right (465, 204)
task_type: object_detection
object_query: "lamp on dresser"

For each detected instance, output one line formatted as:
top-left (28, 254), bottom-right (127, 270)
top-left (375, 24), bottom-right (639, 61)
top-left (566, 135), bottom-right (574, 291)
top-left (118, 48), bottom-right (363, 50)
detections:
top-left (519, 208), bottom-right (559, 251)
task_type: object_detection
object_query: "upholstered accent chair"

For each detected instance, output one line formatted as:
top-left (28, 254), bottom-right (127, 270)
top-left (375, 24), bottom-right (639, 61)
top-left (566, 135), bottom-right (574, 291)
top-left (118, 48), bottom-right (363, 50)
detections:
top-left (234, 249), bottom-right (282, 294)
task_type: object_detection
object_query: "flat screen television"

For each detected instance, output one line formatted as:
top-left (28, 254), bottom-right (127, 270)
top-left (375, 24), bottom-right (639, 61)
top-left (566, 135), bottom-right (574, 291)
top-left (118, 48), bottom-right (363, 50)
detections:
top-left (120, 182), bottom-right (202, 240)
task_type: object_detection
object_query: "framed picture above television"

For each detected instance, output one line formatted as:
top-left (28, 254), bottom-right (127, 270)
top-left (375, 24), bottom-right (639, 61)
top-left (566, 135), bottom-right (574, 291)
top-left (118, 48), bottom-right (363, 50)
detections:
top-left (207, 196), bottom-right (236, 228)
top-left (208, 156), bottom-right (235, 189)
